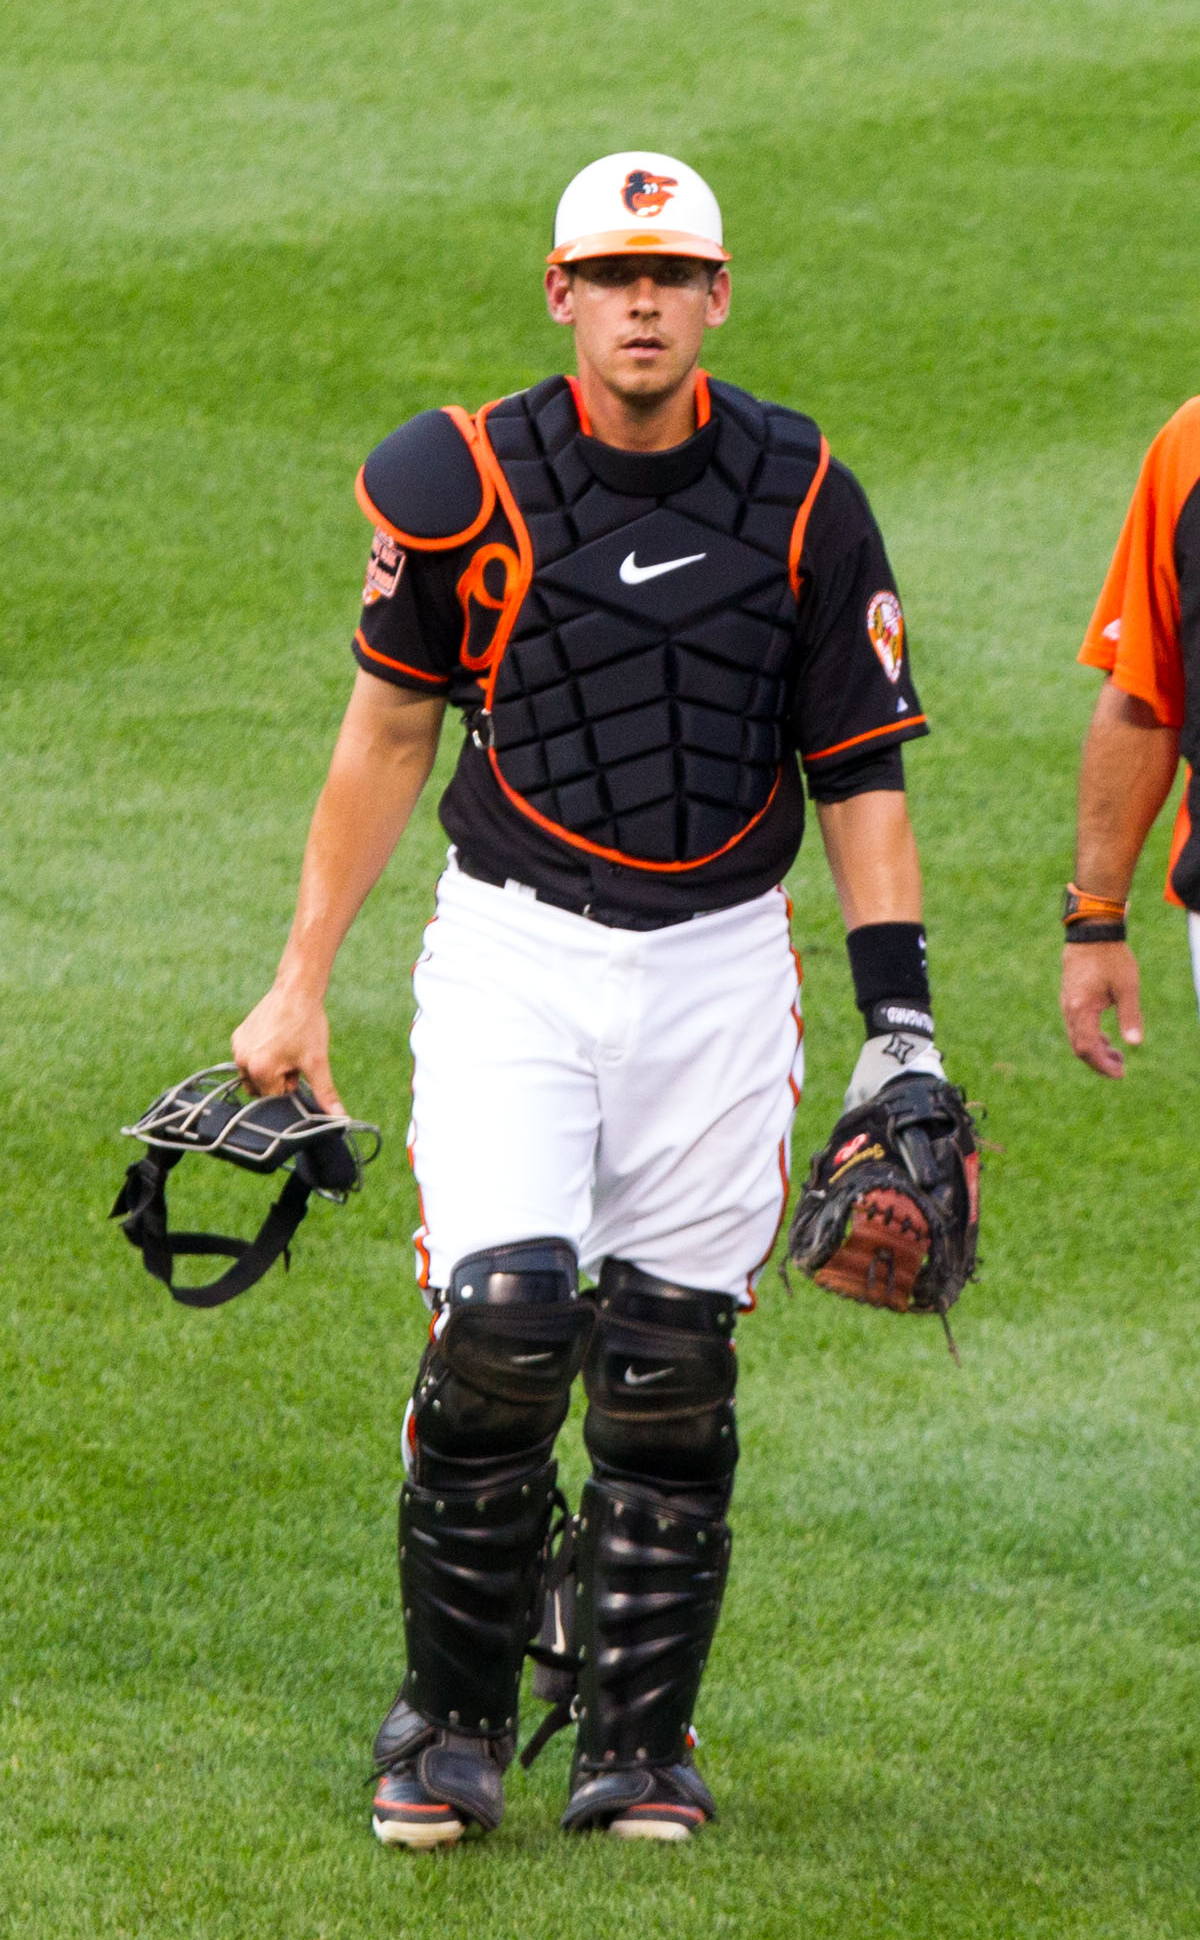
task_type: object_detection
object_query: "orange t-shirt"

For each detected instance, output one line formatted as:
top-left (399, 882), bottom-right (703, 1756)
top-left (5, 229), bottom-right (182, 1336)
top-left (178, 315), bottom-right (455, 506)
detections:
top-left (1078, 398), bottom-right (1200, 906)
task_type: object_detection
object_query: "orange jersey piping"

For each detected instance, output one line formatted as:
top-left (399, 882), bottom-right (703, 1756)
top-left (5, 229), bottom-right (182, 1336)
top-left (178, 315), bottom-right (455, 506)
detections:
top-left (470, 399), bottom-right (536, 676)
top-left (487, 754), bottom-right (785, 874)
top-left (787, 436), bottom-right (830, 598)
top-left (354, 627), bottom-right (448, 685)
top-left (803, 715), bottom-right (927, 765)
top-left (747, 887), bottom-right (804, 1301)
top-left (565, 375), bottom-right (593, 436)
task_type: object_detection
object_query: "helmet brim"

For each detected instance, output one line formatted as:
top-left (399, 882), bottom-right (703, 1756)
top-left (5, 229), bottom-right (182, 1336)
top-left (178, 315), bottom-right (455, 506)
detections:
top-left (547, 227), bottom-right (730, 266)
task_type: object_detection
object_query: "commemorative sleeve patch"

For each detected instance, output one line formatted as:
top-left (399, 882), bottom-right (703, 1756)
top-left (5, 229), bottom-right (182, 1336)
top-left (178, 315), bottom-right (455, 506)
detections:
top-left (363, 528), bottom-right (406, 605)
top-left (866, 590), bottom-right (904, 683)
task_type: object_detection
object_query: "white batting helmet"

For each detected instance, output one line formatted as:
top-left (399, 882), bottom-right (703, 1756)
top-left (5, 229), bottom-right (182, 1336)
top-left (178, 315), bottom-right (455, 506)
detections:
top-left (548, 151), bottom-right (729, 266)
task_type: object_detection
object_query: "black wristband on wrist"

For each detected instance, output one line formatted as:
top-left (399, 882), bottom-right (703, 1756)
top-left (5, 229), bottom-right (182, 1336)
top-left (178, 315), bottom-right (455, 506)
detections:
top-left (846, 922), bottom-right (933, 1037)
top-left (1063, 921), bottom-right (1128, 943)
top-left (863, 999), bottom-right (935, 1038)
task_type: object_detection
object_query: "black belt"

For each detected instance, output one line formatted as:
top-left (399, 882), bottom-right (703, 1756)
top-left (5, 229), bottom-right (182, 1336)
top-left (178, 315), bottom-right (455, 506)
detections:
top-left (455, 853), bottom-right (694, 931)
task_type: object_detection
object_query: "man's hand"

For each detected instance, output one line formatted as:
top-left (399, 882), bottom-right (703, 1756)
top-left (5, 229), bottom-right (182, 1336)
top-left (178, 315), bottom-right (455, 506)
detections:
top-left (1059, 940), bottom-right (1143, 1079)
top-left (232, 984), bottom-right (342, 1112)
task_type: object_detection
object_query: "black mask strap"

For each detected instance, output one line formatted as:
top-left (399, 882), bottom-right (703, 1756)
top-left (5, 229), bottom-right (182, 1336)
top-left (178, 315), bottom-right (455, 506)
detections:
top-left (110, 1153), bottom-right (313, 1308)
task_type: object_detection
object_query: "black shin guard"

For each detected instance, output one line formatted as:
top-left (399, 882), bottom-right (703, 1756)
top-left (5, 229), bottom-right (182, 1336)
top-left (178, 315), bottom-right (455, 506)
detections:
top-left (399, 1461), bottom-right (558, 1735)
top-left (556, 1260), bottom-right (736, 1824)
top-left (572, 1475), bottom-right (731, 1772)
top-left (559, 1475), bottom-right (730, 1830)
top-left (392, 1238), bottom-right (593, 1741)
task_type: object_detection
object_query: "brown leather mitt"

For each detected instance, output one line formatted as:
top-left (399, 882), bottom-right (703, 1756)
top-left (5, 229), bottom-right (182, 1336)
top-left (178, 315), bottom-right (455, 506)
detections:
top-left (786, 1074), bottom-right (979, 1346)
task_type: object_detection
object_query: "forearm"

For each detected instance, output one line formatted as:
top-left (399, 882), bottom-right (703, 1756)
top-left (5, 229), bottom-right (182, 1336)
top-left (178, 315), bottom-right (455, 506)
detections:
top-left (1073, 678), bottom-right (1179, 898)
top-left (1060, 678), bottom-right (1177, 1077)
top-left (233, 677), bottom-right (444, 1105)
top-left (274, 679), bottom-right (444, 998)
top-left (815, 790), bottom-right (923, 928)
top-left (816, 791), bottom-right (940, 1104)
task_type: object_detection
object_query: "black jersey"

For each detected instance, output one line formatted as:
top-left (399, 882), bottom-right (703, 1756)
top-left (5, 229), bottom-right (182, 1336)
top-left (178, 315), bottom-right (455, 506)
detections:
top-left (352, 373), bottom-right (927, 925)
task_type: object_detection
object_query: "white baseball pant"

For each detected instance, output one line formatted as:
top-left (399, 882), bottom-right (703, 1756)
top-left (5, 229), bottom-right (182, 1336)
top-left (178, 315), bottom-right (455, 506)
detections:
top-left (406, 852), bottom-right (803, 1303)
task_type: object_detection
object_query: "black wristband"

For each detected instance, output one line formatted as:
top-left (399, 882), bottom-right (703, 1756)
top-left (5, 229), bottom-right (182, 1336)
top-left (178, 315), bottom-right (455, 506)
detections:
top-left (1063, 921), bottom-right (1127, 943)
top-left (863, 999), bottom-right (935, 1038)
top-left (846, 922), bottom-right (932, 1036)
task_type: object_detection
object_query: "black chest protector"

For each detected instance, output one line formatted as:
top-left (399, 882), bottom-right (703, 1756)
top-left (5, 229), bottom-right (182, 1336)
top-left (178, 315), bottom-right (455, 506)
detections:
top-left (463, 377), bottom-right (827, 870)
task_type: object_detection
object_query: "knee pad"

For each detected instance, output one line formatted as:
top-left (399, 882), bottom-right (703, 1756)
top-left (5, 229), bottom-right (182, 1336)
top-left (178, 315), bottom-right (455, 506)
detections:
top-left (407, 1237), bottom-right (593, 1484)
top-left (582, 1258), bottom-right (739, 1492)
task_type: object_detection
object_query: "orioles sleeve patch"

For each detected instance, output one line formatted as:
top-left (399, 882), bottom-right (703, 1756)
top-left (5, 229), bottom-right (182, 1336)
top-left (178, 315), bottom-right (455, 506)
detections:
top-left (866, 590), bottom-right (904, 683)
top-left (363, 528), bottom-right (406, 605)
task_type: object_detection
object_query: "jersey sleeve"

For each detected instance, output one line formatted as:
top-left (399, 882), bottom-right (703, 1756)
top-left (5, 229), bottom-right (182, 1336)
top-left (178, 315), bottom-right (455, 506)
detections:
top-left (1076, 399), bottom-right (1200, 727)
top-left (790, 460), bottom-right (928, 785)
top-left (351, 528), bottom-right (460, 691)
top-left (805, 742), bottom-right (905, 803)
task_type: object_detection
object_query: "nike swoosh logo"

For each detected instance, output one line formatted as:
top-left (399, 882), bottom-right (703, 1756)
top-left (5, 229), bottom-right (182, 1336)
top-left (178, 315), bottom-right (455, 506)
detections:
top-left (619, 549), bottom-right (707, 585)
top-left (512, 1350), bottom-right (554, 1365)
top-left (623, 1364), bottom-right (674, 1387)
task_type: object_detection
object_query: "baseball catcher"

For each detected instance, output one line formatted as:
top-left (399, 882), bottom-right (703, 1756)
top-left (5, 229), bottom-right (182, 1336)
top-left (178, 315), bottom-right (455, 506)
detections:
top-left (227, 146), bottom-right (962, 1848)
top-left (787, 1054), bottom-right (979, 1356)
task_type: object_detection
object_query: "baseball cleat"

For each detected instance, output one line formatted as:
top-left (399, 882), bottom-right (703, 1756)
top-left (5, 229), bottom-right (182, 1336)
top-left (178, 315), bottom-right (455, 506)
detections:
top-left (370, 1693), bottom-right (509, 1849)
top-left (372, 1768), bottom-right (468, 1849)
top-left (561, 1754), bottom-right (716, 1840)
top-left (607, 1800), bottom-right (705, 1841)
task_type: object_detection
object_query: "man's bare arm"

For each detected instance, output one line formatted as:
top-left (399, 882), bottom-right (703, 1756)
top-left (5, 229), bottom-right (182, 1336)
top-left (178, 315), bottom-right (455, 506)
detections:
top-left (232, 672), bottom-right (445, 1106)
top-left (816, 789), bottom-right (943, 1106)
top-left (815, 789), bottom-right (923, 928)
top-left (1060, 678), bottom-right (1179, 1078)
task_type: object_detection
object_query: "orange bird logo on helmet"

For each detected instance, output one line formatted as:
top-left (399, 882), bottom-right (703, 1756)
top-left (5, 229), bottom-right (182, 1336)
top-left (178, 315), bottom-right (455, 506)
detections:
top-left (621, 169), bottom-right (677, 216)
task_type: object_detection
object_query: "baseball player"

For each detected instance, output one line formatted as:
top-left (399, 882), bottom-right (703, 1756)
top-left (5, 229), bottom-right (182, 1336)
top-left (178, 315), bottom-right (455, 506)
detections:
top-left (232, 151), bottom-right (946, 1846)
top-left (1061, 399), bottom-right (1200, 1073)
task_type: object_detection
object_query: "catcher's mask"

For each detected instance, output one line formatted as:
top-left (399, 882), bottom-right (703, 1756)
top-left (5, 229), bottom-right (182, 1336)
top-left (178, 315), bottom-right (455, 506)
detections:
top-left (111, 1064), bottom-right (381, 1308)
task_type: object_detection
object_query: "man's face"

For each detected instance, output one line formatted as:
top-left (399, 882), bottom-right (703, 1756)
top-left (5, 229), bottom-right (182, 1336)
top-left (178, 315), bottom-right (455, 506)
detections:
top-left (544, 255), bottom-right (731, 408)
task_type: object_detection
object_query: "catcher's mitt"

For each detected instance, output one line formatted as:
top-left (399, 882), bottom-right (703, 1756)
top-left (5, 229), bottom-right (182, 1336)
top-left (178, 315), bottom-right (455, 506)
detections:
top-left (786, 1073), bottom-right (979, 1355)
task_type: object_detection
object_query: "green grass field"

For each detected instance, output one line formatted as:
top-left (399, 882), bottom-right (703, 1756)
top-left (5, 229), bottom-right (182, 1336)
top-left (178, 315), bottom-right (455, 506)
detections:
top-left (4, 1), bottom-right (1200, 1933)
